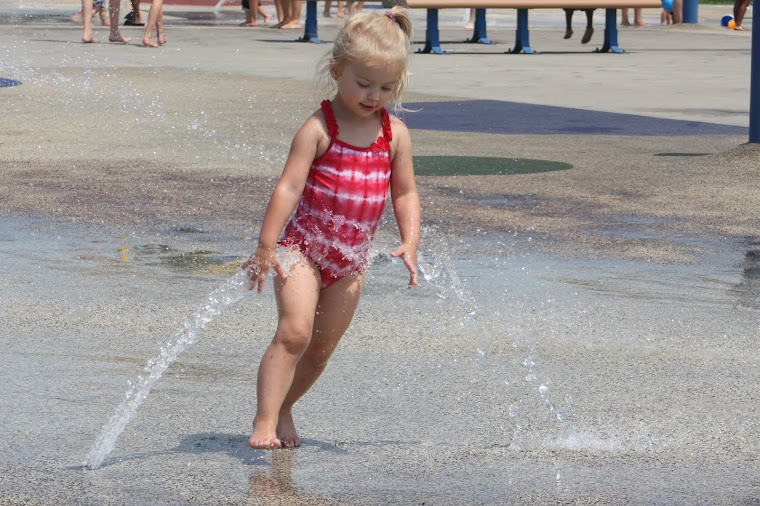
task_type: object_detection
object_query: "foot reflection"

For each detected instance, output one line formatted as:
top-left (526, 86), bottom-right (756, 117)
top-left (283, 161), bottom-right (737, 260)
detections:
top-left (733, 242), bottom-right (760, 309)
top-left (248, 449), bottom-right (295, 498)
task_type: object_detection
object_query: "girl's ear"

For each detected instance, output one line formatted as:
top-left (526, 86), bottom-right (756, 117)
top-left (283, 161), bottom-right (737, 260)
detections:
top-left (329, 59), bottom-right (341, 80)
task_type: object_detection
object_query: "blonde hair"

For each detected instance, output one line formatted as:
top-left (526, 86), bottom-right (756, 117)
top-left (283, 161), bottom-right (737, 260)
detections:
top-left (318, 7), bottom-right (413, 110)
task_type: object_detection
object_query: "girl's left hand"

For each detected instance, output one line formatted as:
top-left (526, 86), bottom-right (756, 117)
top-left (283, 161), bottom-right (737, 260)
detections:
top-left (390, 244), bottom-right (418, 288)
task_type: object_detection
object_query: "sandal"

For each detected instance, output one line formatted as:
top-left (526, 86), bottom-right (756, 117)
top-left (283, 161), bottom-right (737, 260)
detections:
top-left (123, 11), bottom-right (145, 26)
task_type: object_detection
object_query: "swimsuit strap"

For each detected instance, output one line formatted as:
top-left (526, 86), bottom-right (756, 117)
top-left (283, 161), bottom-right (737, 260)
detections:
top-left (380, 107), bottom-right (393, 142)
top-left (321, 100), bottom-right (339, 138)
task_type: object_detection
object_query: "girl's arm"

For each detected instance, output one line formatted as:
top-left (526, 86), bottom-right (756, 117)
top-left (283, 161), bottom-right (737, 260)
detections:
top-left (243, 115), bottom-right (326, 292)
top-left (389, 118), bottom-right (421, 287)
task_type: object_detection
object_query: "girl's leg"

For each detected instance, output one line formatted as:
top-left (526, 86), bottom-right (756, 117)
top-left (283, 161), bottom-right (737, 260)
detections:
top-left (82, 0), bottom-right (98, 42)
top-left (108, 0), bottom-right (131, 42)
top-left (142, 0), bottom-right (162, 47)
top-left (465, 8), bottom-right (475, 29)
top-left (249, 259), bottom-right (322, 450)
top-left (156, 4), bottom-right (166, 44)
top-left (276, 274), bottom-right (364, 447)
top-left (564, 9), bottom-right (573, 39)
top-left (281, 0), bottom-right (302, 29)
top-left (633, 8), bottom-right (645, 26)
top-left (130, 0), bottom-right (143, 24)
top-left (258, 5), bottom-right (272, 24)
top-left (97, 6), bottom-right (110, 26)
top-left (581, 9), bottom-right (594, 43)
top-left (734, 0), bottom-right (751, 28)
top-left (621, 8), bottom-right (631, 26)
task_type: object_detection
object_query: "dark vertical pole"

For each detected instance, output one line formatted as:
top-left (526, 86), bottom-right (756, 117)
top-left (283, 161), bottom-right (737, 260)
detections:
top-left (750, 3), bottom-right (760, 142)
top-left (299, 1), bottom-right (320, 43)
top-left (682, 0), bottom-right (698, 23)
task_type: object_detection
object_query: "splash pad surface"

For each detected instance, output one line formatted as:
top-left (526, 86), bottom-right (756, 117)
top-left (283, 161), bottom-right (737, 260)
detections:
top-left (1, 7), bottom-right (760, 504)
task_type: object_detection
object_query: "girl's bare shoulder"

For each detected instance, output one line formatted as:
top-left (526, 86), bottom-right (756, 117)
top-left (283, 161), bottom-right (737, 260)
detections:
top-left (294, 107), bottom-right (331, 156)
top-left (387, 113), bottom-right (411, 147)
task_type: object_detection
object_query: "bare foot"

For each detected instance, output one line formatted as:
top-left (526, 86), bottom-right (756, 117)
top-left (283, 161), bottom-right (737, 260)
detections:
top-left (635, 22), bottom-right (649, 27)
top-left (581, 26), bottom-right (593, 44)
top-left (240, 21), bottom-right (258, 26)
top-left (269, 20), bottom-right (286, 28)
top-left (70, 12), bottom-right (84, 23)
top-left (464, 23), bottom-right (474, 29)
top-left (142, 36), bottom-right (158, 47)
top-left (280, 21), bottom-right (301, 29)
top-left (336, 11), bottom-right (345, 18)
top-left (563, 27), bottom-right (573, 39)
top-left (621, 20), bottom-right (631, 26)
top-left (109, 33), bottom-right (132, 43)
top-left (158, 32), bottom-right (168, 45)
top-left (262, 13), bottom-right (272, 25)
top-left (249, 421), bottom-right (283, 450)
top-left (323, 10), bottom-right (332, 17)
top-left (276, 411), bottom-right (301, 448)
top-left (82, 34), bottom-right (100, 43)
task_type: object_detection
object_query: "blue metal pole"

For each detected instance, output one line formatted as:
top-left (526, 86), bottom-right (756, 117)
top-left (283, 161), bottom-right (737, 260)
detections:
top-left (298, 1), bottom-right (321, 43)
top-left (682, 0), bottom-right (698, 23)
top-left (750, 2), bottom-right (760, 142)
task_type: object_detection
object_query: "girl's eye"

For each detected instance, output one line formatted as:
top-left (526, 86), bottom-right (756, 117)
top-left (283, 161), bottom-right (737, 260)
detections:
top-left (382, 87), bottom-right (392, 92)
top-left (357, 82), bottom-right (369, 88)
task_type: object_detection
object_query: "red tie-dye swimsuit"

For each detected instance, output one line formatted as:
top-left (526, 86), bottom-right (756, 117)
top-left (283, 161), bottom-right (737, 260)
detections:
top-left (279, 100), bottom-right (394, 287)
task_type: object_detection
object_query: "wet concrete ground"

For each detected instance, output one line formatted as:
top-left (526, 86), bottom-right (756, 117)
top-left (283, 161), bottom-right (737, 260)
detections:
top-left (1, 2), bottom-right (760, 504)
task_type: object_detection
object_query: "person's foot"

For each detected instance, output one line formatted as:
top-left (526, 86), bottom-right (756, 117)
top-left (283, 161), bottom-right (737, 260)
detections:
top-left (269, 20), bottom-right (286, 28)
top-left (262, 13), bottom-right (272, 25)
top-left (276, 410), bottom-right (301, 448)
top-left (249, 420), bottom-right (283, 450)
top-left (563, 27), bottom-right (573, 39)
top-left (99, 11), bottom-right (110, 26)
top-left (464, 22), bottom-right (474, 29)
top-left (158, 31), bottom-right (167, 45)
top-left (280, 21), bottom-right (301, 29)
top-left (70, 12), bottom-right (84, 23)
top-left (621, 20), bottom-right (631, 26)
top-left (240, 21), bottom-right (258, 26)
top-left (733, 25), bottom-right (749, 31)
top-left (143, 36), bottom-right (158, 47)
top-left (634, 22), bottom-right (649, 27)
top-left (82, 34), bottom-right (100, 43)
top-left (581, 26), bottom-right (593, 43)
top-left (109, 33), bottom-right (131, 43)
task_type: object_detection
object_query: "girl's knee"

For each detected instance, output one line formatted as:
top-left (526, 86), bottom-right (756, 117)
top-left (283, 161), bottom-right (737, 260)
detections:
top-left (274, 323), bottom-right (312, 354)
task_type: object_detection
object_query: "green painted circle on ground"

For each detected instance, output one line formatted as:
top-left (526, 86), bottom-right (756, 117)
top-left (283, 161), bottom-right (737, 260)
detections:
top-left (412, 156), bottom-right (572, 176)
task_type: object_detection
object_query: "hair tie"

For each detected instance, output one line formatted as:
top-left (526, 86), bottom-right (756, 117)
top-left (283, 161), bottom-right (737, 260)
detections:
top-left (385, 11), bottom-right (394, 21)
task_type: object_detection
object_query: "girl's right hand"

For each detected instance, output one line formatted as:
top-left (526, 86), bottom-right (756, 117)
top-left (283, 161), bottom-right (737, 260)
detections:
top-left (242, 246), bottom-right (286, 293)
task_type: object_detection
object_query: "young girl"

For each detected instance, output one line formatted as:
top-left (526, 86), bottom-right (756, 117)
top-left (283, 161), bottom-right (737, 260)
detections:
top-left (242, 7), bottom-right (419, 450)
top-left (142, 0), bottom-right (167, 47)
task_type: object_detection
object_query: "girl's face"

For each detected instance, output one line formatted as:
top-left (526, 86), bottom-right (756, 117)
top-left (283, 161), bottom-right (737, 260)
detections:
top-left (332, 61), bottom-right (400, 118)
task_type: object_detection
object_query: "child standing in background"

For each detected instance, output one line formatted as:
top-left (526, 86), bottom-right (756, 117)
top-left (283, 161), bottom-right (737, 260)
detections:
top-left (142, 0), bottom-right (167, 47)
top-left (243, 7), bottom-right (420, 449)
